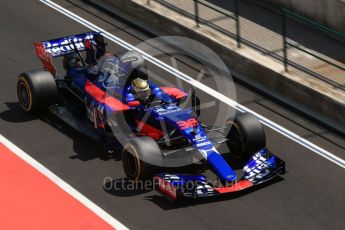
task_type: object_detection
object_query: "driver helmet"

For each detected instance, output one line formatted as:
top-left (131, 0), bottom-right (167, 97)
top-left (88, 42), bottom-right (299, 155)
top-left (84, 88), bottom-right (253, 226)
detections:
top-left (131, 78), bottom-right (151, 100)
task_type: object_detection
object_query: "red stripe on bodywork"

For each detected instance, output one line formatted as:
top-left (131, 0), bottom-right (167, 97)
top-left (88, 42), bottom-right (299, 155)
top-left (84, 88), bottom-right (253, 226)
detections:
top-left (154, 176), bottom-right (177, 200)
top-left (85, 79), bottom-right (130, 111)
top-left (135, 120), bottom-right (164, 140)
top-left (214, 180), bottom-right (253, 193)
top-left (160, 87), bottom-right (187, 99)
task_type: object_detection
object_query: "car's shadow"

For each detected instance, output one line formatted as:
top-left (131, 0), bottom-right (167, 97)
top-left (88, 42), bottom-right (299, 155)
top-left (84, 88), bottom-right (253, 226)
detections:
top-left (1, 102), bottom-right (120, 162)
top-left (43, 112), bottom-right (122, 162)
top-left (103, 174), bottom-right (285, 209)
top-left (0, 102), bottom-right (37, 123)
top-left (103, 177), bottom-right (154, 197)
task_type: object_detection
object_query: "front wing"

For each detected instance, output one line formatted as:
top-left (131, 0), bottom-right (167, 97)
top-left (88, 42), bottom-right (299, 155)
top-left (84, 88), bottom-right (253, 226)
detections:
top-left (154, 150), bottom-right (285, 200)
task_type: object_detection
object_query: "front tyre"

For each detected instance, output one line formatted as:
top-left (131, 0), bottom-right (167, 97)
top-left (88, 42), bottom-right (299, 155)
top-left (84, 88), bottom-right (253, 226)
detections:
top-left (226, 113), bottom-right (266, 160)
top-left (122, 136), bottom-right (163, 181)
top-left (17, 70), bottom-right (58, 112)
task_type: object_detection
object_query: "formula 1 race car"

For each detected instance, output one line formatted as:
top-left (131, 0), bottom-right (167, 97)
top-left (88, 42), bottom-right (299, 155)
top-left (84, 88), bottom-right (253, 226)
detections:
top-left (17, 32), bottom-right (285, 200)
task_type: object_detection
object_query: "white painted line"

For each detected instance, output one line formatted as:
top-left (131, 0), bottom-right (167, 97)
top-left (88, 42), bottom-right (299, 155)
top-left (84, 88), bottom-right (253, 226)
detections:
top-left (0, 135), bottom-right (128, 230)
top-left (40, 0), bottom-right (345, 169)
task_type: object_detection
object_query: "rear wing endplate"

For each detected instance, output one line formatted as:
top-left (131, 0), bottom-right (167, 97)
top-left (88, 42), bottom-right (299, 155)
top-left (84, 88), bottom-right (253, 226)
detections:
top-left (34, 31), bottom-right (99, 75)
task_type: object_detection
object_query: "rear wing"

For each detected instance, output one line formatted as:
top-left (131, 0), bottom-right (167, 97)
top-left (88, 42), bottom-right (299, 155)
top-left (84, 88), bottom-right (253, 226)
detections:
top-left (34, 31), bottom-right (99, 75)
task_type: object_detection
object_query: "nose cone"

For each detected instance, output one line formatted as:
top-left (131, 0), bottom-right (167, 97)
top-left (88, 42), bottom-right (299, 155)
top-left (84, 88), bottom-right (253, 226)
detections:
top-left (202, 147), bottom-right (237, 182)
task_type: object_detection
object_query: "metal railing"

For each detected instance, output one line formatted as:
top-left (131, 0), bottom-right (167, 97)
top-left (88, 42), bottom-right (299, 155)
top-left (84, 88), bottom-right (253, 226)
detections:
top-left (193, 0), bottom-right (241, 47)
top-left (282, 8), bottom-right (345, 74)
top-left (150, 0), bottom-right (345, 89)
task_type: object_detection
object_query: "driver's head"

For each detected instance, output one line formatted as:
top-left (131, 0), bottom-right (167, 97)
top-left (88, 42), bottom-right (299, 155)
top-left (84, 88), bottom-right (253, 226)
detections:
top-left (131, 78), bottom-right (151, 100)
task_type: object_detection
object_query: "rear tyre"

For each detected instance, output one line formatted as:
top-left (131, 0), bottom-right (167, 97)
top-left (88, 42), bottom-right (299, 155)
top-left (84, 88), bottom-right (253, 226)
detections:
top-left (122, 136), bottom-right (163, 181)
top-left (17, 70), bottom-right (58, 112)
top-left (226, 113), bottom-right (266, 160)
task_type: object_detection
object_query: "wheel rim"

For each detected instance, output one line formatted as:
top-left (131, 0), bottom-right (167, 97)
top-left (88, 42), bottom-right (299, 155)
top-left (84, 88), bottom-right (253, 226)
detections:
top-left (17, 80), bottom-right (31, 110)
top-left (227, 122), bottom-right (245, 156)
top-left (123, 148), bottom-right (139, 179)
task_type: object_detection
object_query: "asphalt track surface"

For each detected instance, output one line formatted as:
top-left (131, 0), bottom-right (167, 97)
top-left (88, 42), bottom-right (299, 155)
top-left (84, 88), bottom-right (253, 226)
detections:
top-left (0, 0), bottom-right (345, 229)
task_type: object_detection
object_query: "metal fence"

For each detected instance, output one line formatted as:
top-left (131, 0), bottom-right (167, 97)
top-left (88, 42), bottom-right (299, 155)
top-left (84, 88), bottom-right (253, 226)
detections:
top-left (152, 0), bottom-right (345, 89)
top-left (193, 0), bottom-right (241, 48)
top-left (282, 9), bottom-right (345, 75)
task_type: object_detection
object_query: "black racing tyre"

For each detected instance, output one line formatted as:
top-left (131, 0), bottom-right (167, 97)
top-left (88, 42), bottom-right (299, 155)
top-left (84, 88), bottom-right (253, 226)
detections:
top-left (226, 113), bottom-right (266, 160)
top-left (17, 70), bottom-right (58, 112)
top-left (122, 136), bottom-right (163, 181)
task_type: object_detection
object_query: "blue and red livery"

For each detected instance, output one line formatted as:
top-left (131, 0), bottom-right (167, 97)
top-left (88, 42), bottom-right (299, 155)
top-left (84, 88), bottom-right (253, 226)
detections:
top-left (18, 32), bottom-right (286, 201)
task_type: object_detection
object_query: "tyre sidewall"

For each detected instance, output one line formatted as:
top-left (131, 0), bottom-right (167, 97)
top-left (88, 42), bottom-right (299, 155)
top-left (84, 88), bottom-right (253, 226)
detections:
top-left (17, 70), bottom-right (57, 112)
top-left (226, 113), bottom-right (266, 160)
top-left (122, 136), bottom-right (163, 181)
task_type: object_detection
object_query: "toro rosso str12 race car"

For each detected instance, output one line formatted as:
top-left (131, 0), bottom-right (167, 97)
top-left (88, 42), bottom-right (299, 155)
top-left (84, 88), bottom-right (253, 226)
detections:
top-left (17, 31), bottom-right (285, 201)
